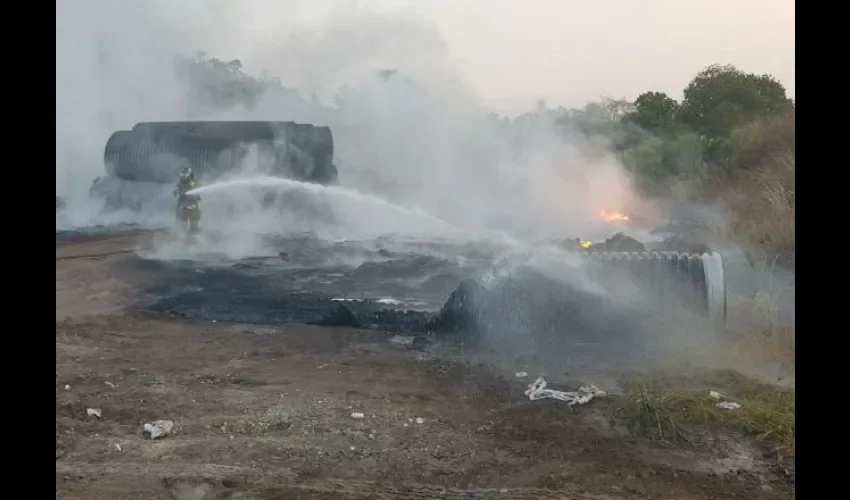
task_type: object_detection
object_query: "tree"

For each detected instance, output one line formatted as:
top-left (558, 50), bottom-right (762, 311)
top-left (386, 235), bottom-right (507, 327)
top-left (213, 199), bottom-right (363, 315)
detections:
top-left (678, 64), bottom-right (792, 138)
top-left (227, 59), bottom-right (243, 73)
top-left (174, 52), bottom-right (302, 112)
top-left (625, 91), bottom-right (679, 135)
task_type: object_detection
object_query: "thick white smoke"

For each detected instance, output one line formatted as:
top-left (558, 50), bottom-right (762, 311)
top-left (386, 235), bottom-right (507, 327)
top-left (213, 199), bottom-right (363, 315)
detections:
top-left (56, 0), bottom-right (643, 243)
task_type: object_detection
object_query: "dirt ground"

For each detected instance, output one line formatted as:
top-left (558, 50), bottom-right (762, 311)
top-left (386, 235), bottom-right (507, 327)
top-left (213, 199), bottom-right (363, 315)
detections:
top-left (56, 233), bottom-right (793, 499)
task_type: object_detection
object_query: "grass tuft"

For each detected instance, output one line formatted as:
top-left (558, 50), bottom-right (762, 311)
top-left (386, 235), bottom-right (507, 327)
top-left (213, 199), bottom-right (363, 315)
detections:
top-left (614, 370), bottom-right (794, 458)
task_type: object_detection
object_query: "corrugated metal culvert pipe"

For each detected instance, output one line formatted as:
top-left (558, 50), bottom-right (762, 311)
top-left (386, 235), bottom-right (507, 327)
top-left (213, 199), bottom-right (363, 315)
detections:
top-left (580, 251), bottom-right (726, 329)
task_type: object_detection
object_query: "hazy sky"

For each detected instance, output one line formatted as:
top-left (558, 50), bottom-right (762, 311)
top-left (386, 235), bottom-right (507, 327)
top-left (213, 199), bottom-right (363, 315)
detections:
top-left (186, 0), bottom-right (794, 115)
top-left (419, 0), bottom-right (795, 113)
top-left (58, 0), bottom-right (795, 116)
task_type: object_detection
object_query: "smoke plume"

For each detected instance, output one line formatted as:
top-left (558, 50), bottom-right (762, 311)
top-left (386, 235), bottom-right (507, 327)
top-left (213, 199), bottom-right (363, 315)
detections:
top-left (57, 0), bottom-right (644, 243)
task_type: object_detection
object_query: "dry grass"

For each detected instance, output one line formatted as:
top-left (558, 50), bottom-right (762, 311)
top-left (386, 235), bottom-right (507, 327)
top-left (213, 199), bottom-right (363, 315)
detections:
top-left (723, 249), bottom-right (795, 370)
top-left (719, 113), bottom-right (795, 263)
top-left (726, 293), bottom-right (795, 369)
top-left (615, 370), bottom-right (795, 459)
top-left (726, 153), bottom-right (795, 264)
top-left (726, 112), bottom-right (795, 173)
top-left (685, 113), bottom-right (795, 264)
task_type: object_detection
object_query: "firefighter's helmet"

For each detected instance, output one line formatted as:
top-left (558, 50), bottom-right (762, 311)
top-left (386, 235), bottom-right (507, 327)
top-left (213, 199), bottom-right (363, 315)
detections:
top-left (179, 166), bottom-right (194, 182)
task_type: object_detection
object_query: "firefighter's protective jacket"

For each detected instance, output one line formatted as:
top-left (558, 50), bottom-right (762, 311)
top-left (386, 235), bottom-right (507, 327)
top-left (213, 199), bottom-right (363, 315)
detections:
top-left (175, 178), bottom-right (201, 210)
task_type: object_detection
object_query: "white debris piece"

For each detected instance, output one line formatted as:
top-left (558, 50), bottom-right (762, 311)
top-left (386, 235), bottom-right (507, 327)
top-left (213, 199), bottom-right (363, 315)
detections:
top-left (388, 335), bottom-right (413, 346)
top-left (709, 390), bottom-right (741, 409)
top-left (351, 412), bottom-right (365, 419)
top-left (64, 384), bottom-right (71, 391)
top-left (114, 444), bottom-right (122, 452)
top-left (86, 408), bottom-right (102, 419)
top-left (515, 372), bottom-right (528, 378)
top-left (414, 417), bottom-right (425, 425)
top-left (524, 377), bottom-right (605, 405)
top-left (143, 420), bottom-right (174, 439)
top-left (716, 402), bottom-right (741, 410)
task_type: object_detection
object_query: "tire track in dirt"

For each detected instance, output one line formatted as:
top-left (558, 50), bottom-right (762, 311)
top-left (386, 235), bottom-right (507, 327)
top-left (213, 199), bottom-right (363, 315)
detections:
top-left (56, 249), bottom-right (136, 260)
top-left (273, 481), bottom-right (608, 500)
top-left (56, 463), bottom-right (606, 500)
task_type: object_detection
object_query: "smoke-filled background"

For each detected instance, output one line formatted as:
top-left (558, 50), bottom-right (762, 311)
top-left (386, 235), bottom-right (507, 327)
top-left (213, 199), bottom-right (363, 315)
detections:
top-left (56, 0), bottom-right (793, 241)
top-left (57, 1), bottom-right (631, 241)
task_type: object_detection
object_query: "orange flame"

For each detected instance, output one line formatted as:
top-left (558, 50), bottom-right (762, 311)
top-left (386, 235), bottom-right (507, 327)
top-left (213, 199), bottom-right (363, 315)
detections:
top-left (599, 209), bottom-right (630, 223)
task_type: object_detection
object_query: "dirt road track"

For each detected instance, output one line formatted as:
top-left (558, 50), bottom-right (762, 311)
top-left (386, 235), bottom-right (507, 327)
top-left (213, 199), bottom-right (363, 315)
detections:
top-left (56, 232), bottom-right (792, 499)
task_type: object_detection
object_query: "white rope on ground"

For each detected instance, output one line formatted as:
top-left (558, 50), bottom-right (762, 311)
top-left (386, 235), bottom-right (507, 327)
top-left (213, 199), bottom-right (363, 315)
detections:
top-left (524, 377), bottom-right (606, 405)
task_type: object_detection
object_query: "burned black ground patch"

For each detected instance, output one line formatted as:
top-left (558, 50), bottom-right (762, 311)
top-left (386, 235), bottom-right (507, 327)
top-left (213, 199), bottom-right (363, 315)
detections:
top-left (121, 240), bottom-right (671, 363)
top-left (116, 232), bottom-right (506, 331)
top-left (123, 256), bottom-right (438, 331)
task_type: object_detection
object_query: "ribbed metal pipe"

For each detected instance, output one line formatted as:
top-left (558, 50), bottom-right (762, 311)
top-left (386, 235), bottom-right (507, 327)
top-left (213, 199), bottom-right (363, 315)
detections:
top-left (102, 121), bottom-right (338, 185)
top-left (580, 251), bottom-right (726, 327)
top-left (132, 121), bottom-right (294, 141)
top-left (103, 130), bottom-right (134, 177)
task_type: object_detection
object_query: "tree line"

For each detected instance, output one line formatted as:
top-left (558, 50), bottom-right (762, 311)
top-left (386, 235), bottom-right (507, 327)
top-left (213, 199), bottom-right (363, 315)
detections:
top-left (177, 53), bottom-right (795, 199)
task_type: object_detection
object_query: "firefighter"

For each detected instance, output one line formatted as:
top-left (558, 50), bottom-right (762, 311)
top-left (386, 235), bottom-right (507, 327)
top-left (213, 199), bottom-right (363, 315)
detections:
top-left (174, 166), bottom-right (201, 235)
